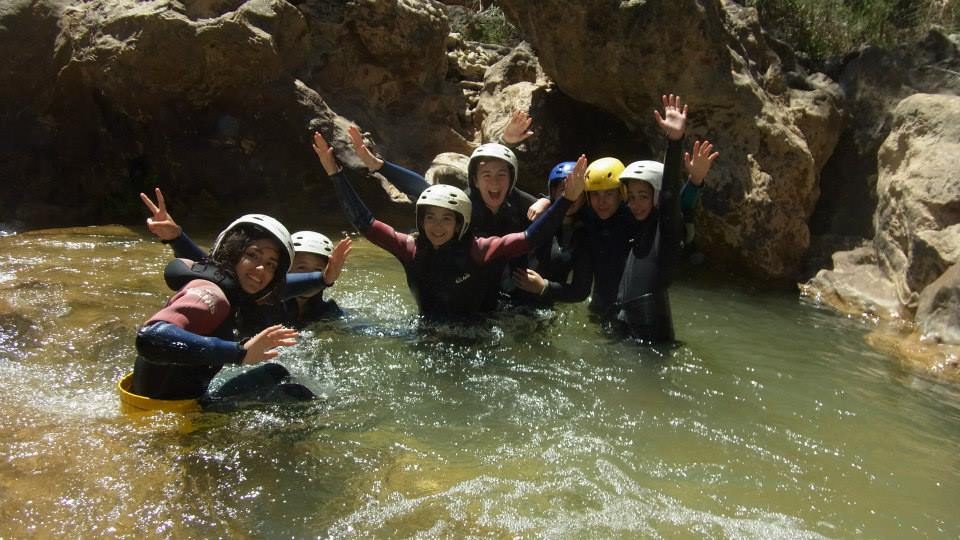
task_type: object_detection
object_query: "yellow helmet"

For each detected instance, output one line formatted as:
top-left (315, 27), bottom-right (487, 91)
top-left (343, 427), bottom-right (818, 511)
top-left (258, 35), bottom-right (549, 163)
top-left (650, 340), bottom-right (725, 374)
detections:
top-left (585, 157), bottom-right (625, 192)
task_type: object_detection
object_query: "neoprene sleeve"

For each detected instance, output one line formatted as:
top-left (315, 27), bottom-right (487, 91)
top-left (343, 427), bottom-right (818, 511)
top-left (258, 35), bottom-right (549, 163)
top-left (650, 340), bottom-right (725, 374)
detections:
top-left (136, 321), bottom-right (245, 367)
top-left (679, 181), bottom-right (702, 213)
top-left (329, 170), bottom-right (375, 232)
top-left (165, 232), bottom-right (207, 261)
top-left (283, 272), bottom-right (328, 300)
top-left (524, 197), bottom-right (572, 247)
top-left (379, 161), bottom-right (430, 200)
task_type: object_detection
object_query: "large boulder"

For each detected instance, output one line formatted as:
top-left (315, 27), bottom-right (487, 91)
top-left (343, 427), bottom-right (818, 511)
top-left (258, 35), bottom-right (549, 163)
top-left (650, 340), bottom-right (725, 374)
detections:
top-left (802, 93), bottom-right (960, 375)
top-left (800, 244), bottom-right (905, 320)
top-left (874, 93), bottom-right (960, 310)
top-left (808, 30), bottom-right (960, 274)
top-left (498, 0), bottom-right (843, 280)
top-left (916, 264), bottom-right (960, 346)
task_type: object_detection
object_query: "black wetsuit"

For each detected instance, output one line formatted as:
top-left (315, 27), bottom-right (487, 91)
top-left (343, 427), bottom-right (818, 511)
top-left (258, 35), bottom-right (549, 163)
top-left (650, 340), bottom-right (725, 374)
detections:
top-left (613, 139), bottom-right (685, 342)
top-left (132, 273), bottom-right (300, 404)
top-left (377, 161), bottom-right (538, 310)
top-left (514, 210), bottom-right (593, 306)
top-left (133, 261), bottom-right (314, 405)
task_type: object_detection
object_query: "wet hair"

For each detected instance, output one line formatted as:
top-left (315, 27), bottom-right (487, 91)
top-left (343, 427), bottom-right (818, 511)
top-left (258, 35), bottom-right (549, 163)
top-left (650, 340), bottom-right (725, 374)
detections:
top-left (209, 225), bottom-right (288, 303)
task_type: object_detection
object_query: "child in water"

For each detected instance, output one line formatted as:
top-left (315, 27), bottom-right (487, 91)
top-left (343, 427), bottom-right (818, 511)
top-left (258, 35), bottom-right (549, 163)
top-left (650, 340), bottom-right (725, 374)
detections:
top-left (138, 188), bottom-right (351, 328)
top-left (125, 214), bottom-right (309, 410)
top-left (311, 130), bottom-right (587, 321)
top-left (344, 125), bottom-right (550, 309)
top-left (613, 96), bottom-right (719, 342)
top-left (510, 160), bottom-right (594, 305)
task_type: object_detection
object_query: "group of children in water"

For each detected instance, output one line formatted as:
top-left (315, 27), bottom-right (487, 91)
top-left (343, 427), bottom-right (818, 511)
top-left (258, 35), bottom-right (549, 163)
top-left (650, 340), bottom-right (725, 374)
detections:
top-left (119, 94), bottom-right (719, 412)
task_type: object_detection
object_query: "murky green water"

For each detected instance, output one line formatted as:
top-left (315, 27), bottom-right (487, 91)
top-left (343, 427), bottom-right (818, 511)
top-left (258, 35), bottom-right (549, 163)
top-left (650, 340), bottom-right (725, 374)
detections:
top-left (0, 225), bottom-right (958, 538)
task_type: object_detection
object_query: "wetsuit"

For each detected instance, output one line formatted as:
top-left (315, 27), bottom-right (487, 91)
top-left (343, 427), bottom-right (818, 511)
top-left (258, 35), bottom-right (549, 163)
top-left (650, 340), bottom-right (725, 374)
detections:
top-left (613, 139), bottom-right (685, 342)
top-left (132, 279), bottom-right (291, 403)
top-left (133, 261), bottom-right (314, 406)
top-left (329, 169), bottom-right (572, 321)
top-left (162, 235), bottom-right (338, 329)
top-left (377, 161), bottom-right (538, 309)
top-left (508, 209), bottom-right (592, 306)
top-left (281, 295), bottom-right (343, 324)
top-left (583, 204), bottom-right (637, 317)
top-left (679, 181), bottom-right (704, 262)
top-left (584, 140), bottom-right (685, 320)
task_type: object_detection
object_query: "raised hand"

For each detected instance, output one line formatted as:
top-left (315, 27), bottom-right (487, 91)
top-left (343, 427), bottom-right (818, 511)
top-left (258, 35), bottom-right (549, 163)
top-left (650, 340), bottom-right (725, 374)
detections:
top-left (322, 235), bottom-right (353, 285)
top-left (512, 267), bottom-right (547, 295)
top-left (501, 109), bottom-right (534, 145)
top-left (312, 131), bottom-right (341, 176)
top-left (684, 140), bottom-right (720, 186)
top-left (139, 187), bottom-right (182, 241)
top-left (242, 324), bottom-right (299, 364)
top-left (653, 94), bottom-right (688, 141)
top-left (561, 154), bottom-right (588, 202)
top-left (347, 125), bottom-right (384, 171)
top-left (527, 197), bottom-right (551, 221)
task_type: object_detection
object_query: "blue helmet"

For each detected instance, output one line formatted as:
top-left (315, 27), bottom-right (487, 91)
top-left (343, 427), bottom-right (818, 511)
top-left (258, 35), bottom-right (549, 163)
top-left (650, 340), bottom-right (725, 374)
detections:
top-left (547, 161), bottom-right (577, 187)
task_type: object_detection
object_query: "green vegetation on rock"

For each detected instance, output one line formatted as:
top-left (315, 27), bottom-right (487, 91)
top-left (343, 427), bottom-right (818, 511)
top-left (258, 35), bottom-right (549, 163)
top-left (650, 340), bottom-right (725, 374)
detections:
top-left (747, 0), bottom-right (960, 62)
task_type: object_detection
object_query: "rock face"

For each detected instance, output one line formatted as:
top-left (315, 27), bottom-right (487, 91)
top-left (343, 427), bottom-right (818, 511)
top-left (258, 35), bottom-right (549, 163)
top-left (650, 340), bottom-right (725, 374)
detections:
top-left (874, 94), bottom-right (960, 310)
top-left (0, 0), bottom-right (473, 228)
top-left (803, 93), bottom-right (960, 374)
top-left (916, 264), bottom-right (960, 346)
top-left (498, 0), bottom-right (843, 280)
top-left (808, 31), bottom-right (960, 275)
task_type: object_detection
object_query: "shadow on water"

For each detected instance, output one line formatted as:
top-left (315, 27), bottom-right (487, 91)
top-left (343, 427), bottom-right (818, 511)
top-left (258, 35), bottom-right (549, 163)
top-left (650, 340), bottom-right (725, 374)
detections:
top-left (0, 227), bottom-right (958, 538)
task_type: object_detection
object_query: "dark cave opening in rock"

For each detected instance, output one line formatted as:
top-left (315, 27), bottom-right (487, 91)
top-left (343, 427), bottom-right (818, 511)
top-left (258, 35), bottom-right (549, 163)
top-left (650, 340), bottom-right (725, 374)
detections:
top-left (510, 87), bottom-right (650, 195)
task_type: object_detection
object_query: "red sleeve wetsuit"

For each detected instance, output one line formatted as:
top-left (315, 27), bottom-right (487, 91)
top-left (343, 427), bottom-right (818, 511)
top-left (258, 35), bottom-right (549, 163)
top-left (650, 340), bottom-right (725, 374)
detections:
top-left (132, 279), bottom-right (247, 400)
top-left (328, 169), bottom-right (571, 321)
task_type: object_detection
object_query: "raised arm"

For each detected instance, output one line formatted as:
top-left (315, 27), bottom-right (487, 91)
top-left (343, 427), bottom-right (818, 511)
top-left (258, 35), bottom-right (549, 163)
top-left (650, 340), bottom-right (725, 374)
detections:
top-left (347, 125), bottom-right (429, 200)
top-left (654, 95), bottom-right (689, 266)
top-left (313, 131), bottom-right (374, 232)
top-left (680, 139), bottom-right (718, 212)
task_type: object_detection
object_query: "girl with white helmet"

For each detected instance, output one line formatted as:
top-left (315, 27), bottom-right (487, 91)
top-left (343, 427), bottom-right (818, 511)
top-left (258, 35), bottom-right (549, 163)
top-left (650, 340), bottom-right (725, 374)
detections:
top-left (346, 125), bottom-right (552, 310)
top-left (123, 214), bottom-right (311, 411)
top-left (138, 188), bottom-right (352, 328)
top-left (613, 95), bottom-right (718, 343)
top-left (312, 131), bottom-right (587, 320)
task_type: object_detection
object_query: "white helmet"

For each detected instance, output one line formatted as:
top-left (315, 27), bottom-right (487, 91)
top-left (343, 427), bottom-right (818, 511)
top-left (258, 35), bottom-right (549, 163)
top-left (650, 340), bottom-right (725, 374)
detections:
top-left (212, 214), bottom-right (295, 271)
top-left (468, 143), bottom-right (518, 190)
top-left (291, 231), bottom-right (334, 258)
top-left (619, 160), bottom-right (664, 203)
top-left (415, 184), bottom-right (473, 240)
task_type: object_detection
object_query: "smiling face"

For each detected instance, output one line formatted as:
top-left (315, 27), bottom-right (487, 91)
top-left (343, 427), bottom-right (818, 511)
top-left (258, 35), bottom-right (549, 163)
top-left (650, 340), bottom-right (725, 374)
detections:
top-left (474, 159), bottom-right (512, 212)
top-left (588, 187), bottom-right (622, 220)
top-left (234, 239), bottom-right (281, 294)
top-left (624, 180), bottom-right (655, 221)
top-left (421, 206), bottom-right (459, 248)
